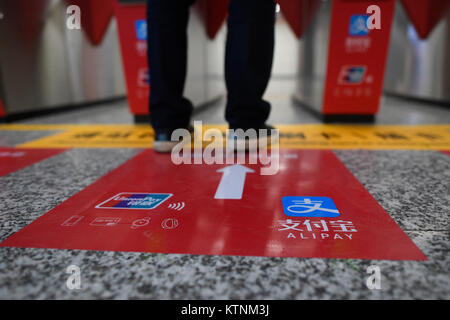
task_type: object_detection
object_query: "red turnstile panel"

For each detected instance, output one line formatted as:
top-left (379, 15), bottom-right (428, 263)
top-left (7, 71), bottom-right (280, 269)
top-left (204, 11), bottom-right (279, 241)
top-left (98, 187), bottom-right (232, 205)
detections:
top-left (278, 0), bottom-right (321, 39)
top-left (9, 0), bottom-right (49, 46)
top-left (0, 99), bottom-right (5, 118)
top-left (200, 0), bottom-right (229, 40)
top-left (401, 0), bottom-right (450, 39)
top-left (1, 149), bottom-right (426, 261)
top-left (67, 0), bottom-right (114, 46)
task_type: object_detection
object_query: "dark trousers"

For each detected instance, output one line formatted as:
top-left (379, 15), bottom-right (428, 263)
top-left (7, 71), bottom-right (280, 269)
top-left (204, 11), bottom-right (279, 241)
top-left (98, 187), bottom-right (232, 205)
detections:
top-left (147, 0), bottom-right (275, 131)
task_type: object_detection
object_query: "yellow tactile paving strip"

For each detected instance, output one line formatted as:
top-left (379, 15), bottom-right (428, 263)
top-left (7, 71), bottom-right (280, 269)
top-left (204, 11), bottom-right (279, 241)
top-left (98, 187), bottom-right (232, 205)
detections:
top-left (1, 124), bottom-right (449, 150)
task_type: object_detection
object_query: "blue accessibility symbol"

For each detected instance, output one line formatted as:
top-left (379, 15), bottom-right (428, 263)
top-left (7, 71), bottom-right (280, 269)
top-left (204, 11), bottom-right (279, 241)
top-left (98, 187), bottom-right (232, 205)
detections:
top-left (282, 196), bottom-right (340, 218)
top-left (349, 15), bottom-right (369, 36)
top-left (135, 20), bottom-right (147, 40)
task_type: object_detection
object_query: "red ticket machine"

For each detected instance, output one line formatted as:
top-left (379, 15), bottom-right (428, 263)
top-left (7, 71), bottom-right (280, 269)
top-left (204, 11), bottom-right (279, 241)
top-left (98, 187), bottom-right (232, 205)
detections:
top-left (294, 0), bottom-right (395, 122)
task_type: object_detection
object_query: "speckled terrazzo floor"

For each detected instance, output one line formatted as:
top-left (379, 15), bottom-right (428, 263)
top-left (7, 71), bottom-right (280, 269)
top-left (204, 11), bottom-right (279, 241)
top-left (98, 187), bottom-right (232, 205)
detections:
top-left (0, 94), bottom-right (449, 300)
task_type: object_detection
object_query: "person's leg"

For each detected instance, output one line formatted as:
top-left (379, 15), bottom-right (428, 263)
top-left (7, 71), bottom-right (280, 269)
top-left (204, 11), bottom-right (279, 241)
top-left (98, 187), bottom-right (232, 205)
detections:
top-left (225, 0), bottom-right (276, 130)
top-left (146, 0), bottom-right (195, 133)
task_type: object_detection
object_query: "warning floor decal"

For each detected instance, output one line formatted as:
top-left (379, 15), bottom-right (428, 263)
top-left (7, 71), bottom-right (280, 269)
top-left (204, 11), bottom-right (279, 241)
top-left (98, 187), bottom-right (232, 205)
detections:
top-left (0, 147), bottom-right (67, 177)
top-left (0, 124), bottom-right (79, 131)
top-left (0, 149), bottom-right (426, 260)
top-left (7, 124), bottom-right (450, 150)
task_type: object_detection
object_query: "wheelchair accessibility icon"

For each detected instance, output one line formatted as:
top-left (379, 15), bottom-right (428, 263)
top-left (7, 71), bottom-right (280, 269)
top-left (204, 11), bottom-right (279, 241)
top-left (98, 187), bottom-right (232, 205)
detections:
top-left (282, 197), bottom-right (341, 217)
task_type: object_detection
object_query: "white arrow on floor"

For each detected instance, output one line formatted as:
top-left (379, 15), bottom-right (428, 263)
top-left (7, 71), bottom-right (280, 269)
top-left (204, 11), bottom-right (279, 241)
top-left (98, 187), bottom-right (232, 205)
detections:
top-left (214, 164), bottom-right (255, 200)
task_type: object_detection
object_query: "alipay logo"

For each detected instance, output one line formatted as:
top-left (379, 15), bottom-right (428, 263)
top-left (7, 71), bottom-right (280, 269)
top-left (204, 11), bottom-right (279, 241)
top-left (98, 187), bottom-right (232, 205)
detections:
top-left (282, 197), bottom-right (341, 218)
top-left (349, 15), bottom-right (369, 36)
top-left (135, 20), bottom-right (147, 40)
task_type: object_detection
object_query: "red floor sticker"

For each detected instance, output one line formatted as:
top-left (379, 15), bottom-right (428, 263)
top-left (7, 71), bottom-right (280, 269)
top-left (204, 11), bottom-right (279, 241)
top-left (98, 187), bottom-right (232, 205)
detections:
top-left (0, 148), bottom-right (67, 177)
top-left (441, 150), bottom-right (450, 156)
top-left (0, 149), bottom-right (426, 260)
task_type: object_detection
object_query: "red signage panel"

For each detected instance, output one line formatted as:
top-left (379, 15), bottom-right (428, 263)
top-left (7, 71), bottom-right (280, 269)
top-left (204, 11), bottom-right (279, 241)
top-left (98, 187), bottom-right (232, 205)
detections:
top-left (323, 0), bottom-right (395, 115)
top-left (0, 149), bottom-right (426, 261)
top-left (113, 1), bottom-right (150, 116)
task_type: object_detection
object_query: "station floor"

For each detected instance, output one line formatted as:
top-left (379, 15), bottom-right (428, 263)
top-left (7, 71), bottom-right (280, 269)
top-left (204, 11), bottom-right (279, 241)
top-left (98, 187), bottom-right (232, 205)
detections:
top-left (0, 83), bottom-right (449, 299)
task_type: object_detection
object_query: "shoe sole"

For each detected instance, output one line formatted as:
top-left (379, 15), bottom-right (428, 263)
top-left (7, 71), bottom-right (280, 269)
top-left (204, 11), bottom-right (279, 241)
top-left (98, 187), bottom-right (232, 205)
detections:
top-left (227, 136), bottom-right (275, 151)
top-left (155, 133), bottom-right (277, 153)
top-left (153, 141), bottom-right (179, 153)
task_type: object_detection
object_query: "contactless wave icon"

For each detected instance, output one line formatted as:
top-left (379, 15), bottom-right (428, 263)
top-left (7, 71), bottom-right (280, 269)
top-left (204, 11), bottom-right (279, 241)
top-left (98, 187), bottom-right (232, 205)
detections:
top-left (168, 202), bottom-right (185, 211)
